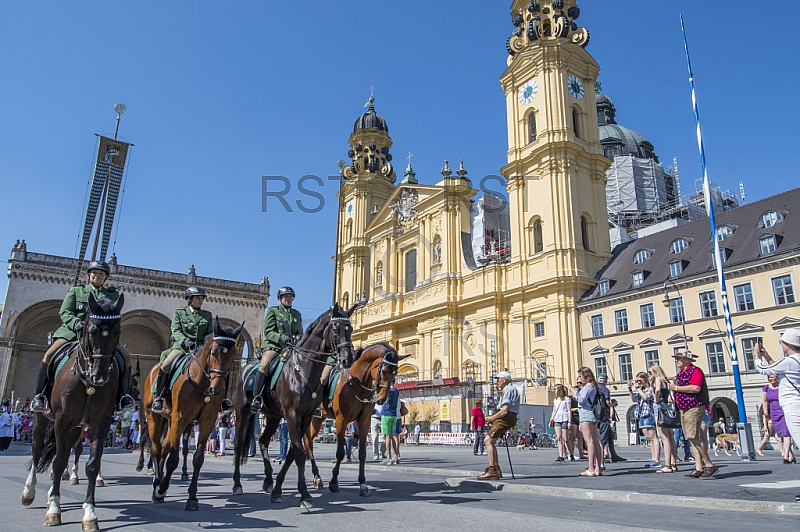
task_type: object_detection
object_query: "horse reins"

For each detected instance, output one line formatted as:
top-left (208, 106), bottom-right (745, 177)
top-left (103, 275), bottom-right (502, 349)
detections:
top-left (347, 350), bottom-right (398, 403)
top-left (185, 336), bottom-right (236, 402)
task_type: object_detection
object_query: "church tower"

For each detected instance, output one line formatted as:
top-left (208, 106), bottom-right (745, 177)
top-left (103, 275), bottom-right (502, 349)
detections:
top-left (335, 96), bottom-right (397, 308)
top-left (502, 1), bottom-right (611, 379)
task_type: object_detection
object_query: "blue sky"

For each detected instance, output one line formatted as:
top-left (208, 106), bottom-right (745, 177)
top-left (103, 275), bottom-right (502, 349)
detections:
top-left (1, 1), bottom-right (798, 317)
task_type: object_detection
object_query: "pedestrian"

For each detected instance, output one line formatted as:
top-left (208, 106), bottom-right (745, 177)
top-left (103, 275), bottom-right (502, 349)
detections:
top-left (207, 420), bottom-right (218, 455)
top-left (470, 401), bottom-right (487, 455)
top-left (414, 421), bottom-right (421, 446)
top-left (596, 374), bottom-right (625, 463)
top-left (528, 418), bottom-right (538, 449)
top-left (629, 371), bottom-right (661, 468)
top-left (650, 365), bottom-right (677, 473)
top-left (667, 350), bottom-right (718, 479)
top-left (371, 405), bottom-right (385, 460)
top-left (131, 420), bottom-right (140, 451)
top-left (569, 386), bottom-right (584, 459)
top-left (575, 367), bottom-right (603, 477)
top-left (549, 384), bottom-right (572, 461)
top-left (401, 425), bottom-right (409, 446)
top-left (757, 375), bottom-right (787, 458)
top-left (381, 385), bottom-right (400, 464)
top-left (0, 406), bottom-right (13, 451)
top-left (343, 421), bottom-right (358, 462)
top-left (216, 411), bottom-right (230, 456)
top-left (755, 328), bottom-right (800, 473)
top-left (120, 409), bottom-right (132, 449)
top-left (477, 371), bottom-right (520, 480)
top-left (20, 411), bottom-right (31, 444)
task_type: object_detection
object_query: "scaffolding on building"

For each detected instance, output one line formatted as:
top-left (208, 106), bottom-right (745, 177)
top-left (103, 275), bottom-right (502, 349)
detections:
top-left (472, 193), bottom-right (511, 265)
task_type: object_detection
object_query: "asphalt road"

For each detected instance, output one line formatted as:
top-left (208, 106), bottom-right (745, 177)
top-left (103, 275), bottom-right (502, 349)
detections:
top-left (2, 442), bottom-right (799, 531)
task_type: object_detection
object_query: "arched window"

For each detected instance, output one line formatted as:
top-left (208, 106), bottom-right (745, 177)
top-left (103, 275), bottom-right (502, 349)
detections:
top-left (533, 220), bottom-right (543, 253)
top-left (633, 249), bottom-right (652, 264)
top-left (529, 113), bottom-right (537, 143)
top-left (581, 216), bottom-right (591, 251)
top-left (572, 108), bottom-right (580, 138)
top-left (670, 238), bottom-right (691, 254)
top-left (759, 211), bottom-right (784, 228)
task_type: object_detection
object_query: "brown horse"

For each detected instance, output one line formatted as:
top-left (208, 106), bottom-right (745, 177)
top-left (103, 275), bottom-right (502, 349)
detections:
top-left (305, 342), bottom-right (405, 496)
top-left (141, 318), bottom-right (243, 511)
top-left (21, 293), bottom-right (124, 531)
top-left (231, 303), bottom-right (356, 509)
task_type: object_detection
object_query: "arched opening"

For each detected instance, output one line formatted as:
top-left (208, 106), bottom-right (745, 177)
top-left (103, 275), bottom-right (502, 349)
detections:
top-left (5, 300), bottom-right (62, 402)
top-left (432, 359), bottom-right (443, 379)
top-left (533, 219), bottom-right (543, 253)
top-left (572, 108), bottom-right (580, 138)
top-left (710, 397), bottom-right (740, 425)
top-left (581, 215), bottom-right (591, 252)
top-left (528, 112), bottom-right (537, 143)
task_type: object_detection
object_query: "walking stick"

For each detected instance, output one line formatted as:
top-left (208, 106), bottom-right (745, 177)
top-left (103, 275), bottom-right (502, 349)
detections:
top-left (504, 435), bottom-right (515, 479)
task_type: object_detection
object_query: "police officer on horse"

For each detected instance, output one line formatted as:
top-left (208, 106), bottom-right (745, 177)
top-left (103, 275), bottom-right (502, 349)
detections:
top-left (152, 286), bottom-right (234, 414)
top-left (31, 261), bottom-right (134, 413)
top-left (250, 286), bottom-right (303, 413)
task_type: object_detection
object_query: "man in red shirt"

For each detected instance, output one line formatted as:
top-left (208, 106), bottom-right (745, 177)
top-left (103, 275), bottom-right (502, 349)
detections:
top-left (470, 401), bottom-right (486, 455)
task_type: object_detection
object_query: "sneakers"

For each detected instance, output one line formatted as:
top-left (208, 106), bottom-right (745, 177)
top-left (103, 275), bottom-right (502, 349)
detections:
top-left (395, 458), bottom-right (400, 464)
top-left (481, 451), bottom-right (487, 455)
top-left (373, 455), bottom-right (380, 461)
top-left (644, 460), bottom-right (661, 468)
top-left (569, 455), bottom-right (576, 462)
top-left (555, 457), bottom-right (565, 462)
top-left (684, 454), bottom-right (695, 462)
top-left (474, 452), bottom-right (479, 456)
top-left (382, 458), bottom-right (392, 465)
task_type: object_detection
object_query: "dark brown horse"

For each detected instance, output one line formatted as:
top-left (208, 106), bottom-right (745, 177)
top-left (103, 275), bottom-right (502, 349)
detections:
top-left (231, 303), bottom-right (356, 509)
top-left (142, 318), bottom-right (243, 511)
top-left (21, 293), bottom-right (124, 531)
top-left (305, 342), bottom-right (405, 496)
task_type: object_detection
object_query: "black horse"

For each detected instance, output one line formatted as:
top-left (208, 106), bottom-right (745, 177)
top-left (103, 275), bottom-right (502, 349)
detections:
top-left (232, 303), bottom-right (356, 509)
top-left (21, 294), bottom-right (124, 532)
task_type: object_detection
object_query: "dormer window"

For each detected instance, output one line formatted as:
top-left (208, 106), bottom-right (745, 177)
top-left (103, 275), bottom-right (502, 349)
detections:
top-left (670, 238), bottom-right (691, 254)
top-left (598, 280), bottom-right (610, 296)
top-left (633, 249), bottom-right (652, 264)
top-left (759, 235), bottom-right (777, 255)
top-left (759, 211), bottom-right (784, 228)
top-left (632, 271), bottom-right (644, 288)
top-left (716, 225), bottom-right (735, 241)
top-left (669, 260), bottom-right (684, 278)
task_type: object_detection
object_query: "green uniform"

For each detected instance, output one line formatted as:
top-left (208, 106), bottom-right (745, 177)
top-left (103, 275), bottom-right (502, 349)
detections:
top-left (171, 306), bottom-right (214, 353)
top-left (53, 284), bottom-right (121, 341)
top-left (262, 304), bottom-right (303, 351)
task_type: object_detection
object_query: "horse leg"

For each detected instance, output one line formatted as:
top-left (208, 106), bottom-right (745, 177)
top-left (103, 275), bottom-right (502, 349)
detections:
top-left (287, 414), bottom-right (314, 509)
top-left (155, 416), bottom-right (184, 502)
top-left (136, 417), bottom-right (148, 473)
top-left (185, 422), bottom-right (213, 512)
top-left (46, 422), bottom-right (76, 527)
top-left (260, 417), bottom-right (279, 495)
top-left (149, 415), bottom-right (166, 501)
top-left (82, 420), bottom-right (110, 532)
top-left (329, 426), bottom-right (346, 493)
top-left (232, 407), bottom-right (251, 496)
top-left (70, 440), bottom-right (82, 485)
top-left (306, 416), bottom-right (324, 490)
top-left (21, 415), bottom-right (48, 506)
top-left (180, 428), bottom-right (191, 482)
top-left (270, 443), bottom-right (295, 504)
top-left (357, 411), bottom-right (371, 496)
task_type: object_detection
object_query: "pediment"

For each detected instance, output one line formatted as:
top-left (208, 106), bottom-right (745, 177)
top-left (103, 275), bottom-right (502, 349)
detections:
top-left (613, 342), bottom-right (634, 352)
top-left (589, 346), bottom-right (609, 355)
top-left (697, 328), bottom-right (725, 340)
top-left (667, 333), bottom-right (693, 345)
top-left (733, 322), bottom-right (764, 334)
top-left (771, 317), bottom-right (800, 330)
top-left (638, 338), bottom-right (662, 348)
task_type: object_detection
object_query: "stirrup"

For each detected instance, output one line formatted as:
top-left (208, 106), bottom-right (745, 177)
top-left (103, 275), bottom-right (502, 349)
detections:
top-left (31, 394), bottom-right (50, 414)
top-left (118, 394), bottom-right (136, 413)
top-left (251, 397), bottom-right (263, 413)
top-left (221, 398), bottom-right (234, 414)
top-left (151, 397), bottom-right (165, 414)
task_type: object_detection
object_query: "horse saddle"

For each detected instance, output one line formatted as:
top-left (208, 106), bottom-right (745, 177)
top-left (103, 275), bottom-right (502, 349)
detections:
top-left (325, 367), bottom-right (342, 410)
top-left (151, 353), bottom-right (191, 394)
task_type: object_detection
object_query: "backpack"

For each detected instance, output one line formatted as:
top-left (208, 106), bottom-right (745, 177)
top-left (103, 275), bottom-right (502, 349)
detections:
top-left (591, 387), bottom-right (608, 421)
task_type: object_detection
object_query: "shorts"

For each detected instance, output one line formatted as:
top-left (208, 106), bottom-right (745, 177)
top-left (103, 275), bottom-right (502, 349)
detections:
top-left (680, 406), bottom-right (704, 440)
top-left (381, 415), bottom-right (398, 435)
top-left (578, 406), bottom-right (597, 423)
top-left (638, 414), bottom-right (656, 429)
top-left (487, 413), bottom-right (518, 439)
top-left (554, 421), bottom-right (569, 430)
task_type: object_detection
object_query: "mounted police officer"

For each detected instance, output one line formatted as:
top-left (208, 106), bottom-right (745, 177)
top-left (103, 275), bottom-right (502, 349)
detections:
top-left (152, 286), bottom-right (234, 414)
top-left (31, 261), bottom-right (134, 413)
top-left (251, 286), bottom-right (302, 413)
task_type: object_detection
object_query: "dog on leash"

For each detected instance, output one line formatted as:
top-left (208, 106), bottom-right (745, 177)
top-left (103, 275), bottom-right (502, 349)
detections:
top-left (713, 433), bottom-right (740, 456)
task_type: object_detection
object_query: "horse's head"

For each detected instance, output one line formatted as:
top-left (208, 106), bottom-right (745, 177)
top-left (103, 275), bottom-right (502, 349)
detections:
top-left (82, 293), bottom-right (124, 387)
top-left (206, 317), bottom-right (244, 397)
top-left (326, 303), bottom-right (357, 368)
top-left (372, 346), bottom-right (409, 406)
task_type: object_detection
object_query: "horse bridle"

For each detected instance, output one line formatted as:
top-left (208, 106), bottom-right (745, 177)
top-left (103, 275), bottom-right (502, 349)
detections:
top-left (186, 336), bottom-right (235, 401)
top-left (292, 315), bottom-right (354, 366)
top-left (74, 313), bottom-right (121, 390)
top-left (348, 349), bottom-right (398, 404)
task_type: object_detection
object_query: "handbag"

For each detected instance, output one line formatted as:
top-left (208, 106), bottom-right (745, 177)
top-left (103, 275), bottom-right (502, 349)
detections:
top-left (657, 391), bottom-right (681, 428)
top-left (400, 402), bottom-right (409, 416)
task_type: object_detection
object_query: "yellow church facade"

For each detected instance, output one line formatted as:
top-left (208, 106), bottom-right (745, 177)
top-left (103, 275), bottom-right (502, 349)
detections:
top-left (335, 1), bottom-right (610, 425)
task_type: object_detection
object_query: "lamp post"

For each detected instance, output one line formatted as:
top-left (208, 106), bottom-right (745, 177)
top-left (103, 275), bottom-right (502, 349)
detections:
top-left (662, 280), bottom-right (689, 352)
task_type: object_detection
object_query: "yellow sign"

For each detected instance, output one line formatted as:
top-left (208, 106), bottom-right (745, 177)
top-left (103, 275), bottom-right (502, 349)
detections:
top-left (440, 400), bottom-right (450, 420)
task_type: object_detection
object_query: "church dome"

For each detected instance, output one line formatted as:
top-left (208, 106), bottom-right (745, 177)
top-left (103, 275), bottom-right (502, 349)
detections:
top-left (597, 92), bottom-right (658, 161)
top-left (354, 98), bottom-right (388, 134)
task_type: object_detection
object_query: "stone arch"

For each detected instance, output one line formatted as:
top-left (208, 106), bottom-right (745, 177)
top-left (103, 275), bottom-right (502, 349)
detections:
top-left (580, 212), bottom-right (594, 252)
top-left (527, 215), bottom-right (544, 255)
top-left (710, 396), bottom-right (740, 424)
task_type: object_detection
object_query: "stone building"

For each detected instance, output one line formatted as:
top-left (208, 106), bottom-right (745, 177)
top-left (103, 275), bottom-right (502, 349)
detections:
top-left (0, 240), bottom-right (269, 402)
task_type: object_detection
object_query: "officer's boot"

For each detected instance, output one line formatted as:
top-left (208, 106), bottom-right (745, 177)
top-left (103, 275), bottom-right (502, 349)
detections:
top-left (30, 362), bottom-right (50, 413)
top-left (221, 375), bottom-right (234, 413)
top-left (117, 364), bottom-right (135, 412)
top-left (250, 370), bottom-right (267, 413)
top-left (320, 364), bottom-right (333, 387)
top-left (151, 370), bottom-right (169, 414)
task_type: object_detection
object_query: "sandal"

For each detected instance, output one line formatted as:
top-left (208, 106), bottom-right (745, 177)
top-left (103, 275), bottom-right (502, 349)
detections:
top-left (685, 469), bottom-right (704, 478)
top-left (670, 465), bottom-right (678, 472)
top-left (579, 469), bottom-right (596, 477)
top-left (656, 467), bottom-right (674, 473)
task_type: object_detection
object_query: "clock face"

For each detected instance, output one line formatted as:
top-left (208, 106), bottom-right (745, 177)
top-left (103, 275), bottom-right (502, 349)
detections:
top-left (567, 75), bottom-right (584, 99)
top-left (518, 79), bottom-right (538, 105)
top-left (346, 201), bottom-right (354, 217)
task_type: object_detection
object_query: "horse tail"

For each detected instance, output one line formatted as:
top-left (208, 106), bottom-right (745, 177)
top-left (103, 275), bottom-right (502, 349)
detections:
top-left (239, 412), bottom-right (255, 466)
top-left (34, 420), bottom-right (57, 473)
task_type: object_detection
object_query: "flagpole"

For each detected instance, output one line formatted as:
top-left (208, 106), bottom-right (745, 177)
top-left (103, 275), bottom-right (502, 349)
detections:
top-left (680, 16), bottom-right (754, 460)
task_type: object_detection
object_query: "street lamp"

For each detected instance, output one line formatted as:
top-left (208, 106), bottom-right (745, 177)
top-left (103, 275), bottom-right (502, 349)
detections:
top-left (662, 280), bottom-right (689, 352)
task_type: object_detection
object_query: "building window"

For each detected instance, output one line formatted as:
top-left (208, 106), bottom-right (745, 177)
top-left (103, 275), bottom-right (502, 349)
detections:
top-left (759, 211), bottom-right (784, 228)
top-left (699, 290), bottom-right (718, 318)
top-left (640, 303), bottom-right (656, 328)
top-left (706, 342), bottom-right (727, 374)
top-left (669, 297), bottom-right (685, 324)
top-left (759, 236), bottom-right (777, 255)
top-left (594, 357), bottom-right (608, 379)
top-left (533, 220), bottom-right (543, 253)
top-left (572, 108), bottom-right (580, 138)
top-left (591, 314), bottom-right (604, 337)
top-left (634, 249), bottom-right (652, 264)
top-left (619, 353), bottom-right (633, 382)
top-left (615, 309), bottom-right (629, 333)
top-left (529, 114), bottom-right (537, 143)
top-left (772, 274), bottom-right (796, 305)
top-left (534, 321), bottom-right (545, 338)
top-left (740, 337), bottom-right (762, 372)
top-left (405, 249), bottom-right (417, 292)
top-left (670, 238), bottom-right (690, 254)
top-left (669, 261), bottom-right (683, 278)
top-left (581, 216), bottom-right (591, 252)
top-left (632, 271), bottom-right (644, 288)
top-left (598, 280), bottom-right (609, 296)
top-left (644, 350), bottom-right (660, 369)
top-left (733, 283), bottom-right (755, 312)
top-left (710, 250), bottom-right (728, 268)
top-left (716, 225), bottom-right (735, 241)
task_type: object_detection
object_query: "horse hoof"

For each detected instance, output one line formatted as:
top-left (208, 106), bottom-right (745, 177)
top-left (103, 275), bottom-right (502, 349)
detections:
top-left (95, 479), bottom-right (105, 488)
top-left (185, 500), bottom-right (199, 512)
top-left (359, 487), bottom-right (371, 497)
top-left (61, 471), bottom-right (70, 481)
top-left (270, 493), bottom-right (283, 504)
top-left (180, 474), bottom-right (189, 482)
top-left (328, 483), bottom-right (339, 493)
top-left (21, 494), bottom-right (35, 506)
top-left (45, 513), bottom-right (62, 526)
top-left (299, 498), bottom-right (313, 510)
top-left (70, 477), bottom-right (80, 485)
top-left (135, 464), bottom-right (143, 473)
top-left (232, 486), bottom-right (243, 496)
top-left (313, 478), bottom-right (324, 490)
top-left (147, 469), bottom-right (154, 476)
top-left (82, 519), bottom-right (99, 532)
top-left (262, 481), bottom-right (273, 494)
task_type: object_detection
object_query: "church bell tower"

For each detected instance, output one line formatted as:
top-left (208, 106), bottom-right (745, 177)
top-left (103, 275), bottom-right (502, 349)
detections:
top-left (502, 1), bottom-right (611, 379)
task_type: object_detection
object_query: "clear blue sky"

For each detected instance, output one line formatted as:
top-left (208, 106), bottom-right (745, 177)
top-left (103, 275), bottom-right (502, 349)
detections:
top-left (1, 1), bottom-right (798, 316)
